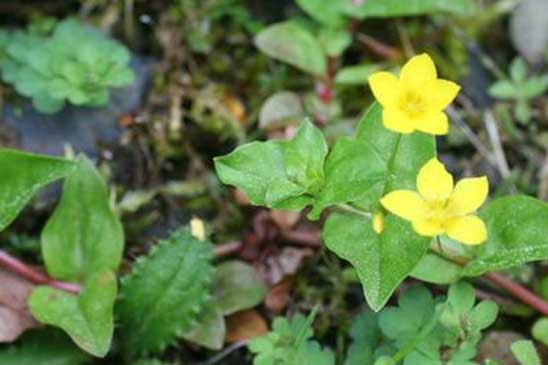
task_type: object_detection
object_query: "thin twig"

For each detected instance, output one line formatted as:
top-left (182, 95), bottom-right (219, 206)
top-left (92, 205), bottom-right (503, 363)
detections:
top-left (213, 241), bottom-right (242, 257)
top-left (446, 106), bottom-right (498, 169)
top-left (0, 249), bottom-right (81, 294)
top-left (356, 33), bottom-right (400, 61)
top-left (483, 110), bottom-right (517, 192)
top-left (190, 341), bottom-right (248, 365)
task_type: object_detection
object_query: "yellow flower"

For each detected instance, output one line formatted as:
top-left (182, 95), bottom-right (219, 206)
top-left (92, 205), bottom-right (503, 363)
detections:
top-left (368, 53), bottom-right (460, 135)
top-left (380, 158), bottom-right (488, 245)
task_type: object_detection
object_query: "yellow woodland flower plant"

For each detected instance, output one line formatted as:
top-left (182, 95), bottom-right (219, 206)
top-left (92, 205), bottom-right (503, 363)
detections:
top-left (381, 158), bottom-right (489, 245)
top-left (369, 53), bottom-right (460, 135)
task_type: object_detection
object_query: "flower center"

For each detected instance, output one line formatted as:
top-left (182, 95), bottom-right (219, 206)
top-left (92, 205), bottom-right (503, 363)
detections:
top-left (399, 91), bottom-right (426, 118)
top-left (425, 200), bottom-right (452, 221)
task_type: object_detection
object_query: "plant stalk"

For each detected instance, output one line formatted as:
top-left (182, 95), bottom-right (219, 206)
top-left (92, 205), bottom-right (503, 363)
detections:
top-left (429, 242), bottom-right (548, 316)
top-left (0, 249), bottom-right (81, 294)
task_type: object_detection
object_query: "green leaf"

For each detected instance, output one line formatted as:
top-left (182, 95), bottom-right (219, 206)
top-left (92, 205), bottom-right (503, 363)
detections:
top-left (183, 304), bottom-right (226, 350)
top-left (212, 260), bottom-right (267, 315)
top-left (515, 99), bottom-right (532, 124)
top-left (0, 329), bottom-right (90, 365)
top-left (323, 213), bottom-right (431, 311)
top-left (342, 0), bottom-right (477, 18)
top-left (375, 356), bottom-right (397, 365)
top-left (309, 102), bottom-right (435, 218)
top-left (510, 340), bottom-right (540, 365)
top-left (29, 270), bottom-right (117, 358)
top-left (296, 0), bottom-right (347, 27)
top-left (510, 58), bottom-right (528, 83)
top-left (0, 148), bottom-right (74, 233)
top-left (469, 300), bottom-right (498, 331)
top-left (117, 228), bottom-right (213, 356)
top-left (410, 254), bottom-right (463, 284)
top-left (297, 341), bottom-right (335, 365)
top-left (522, 76), bottom-right (548, 98)
top-left (335, 64), bottom-right (382, 85)
top-left (215, 119), bottom-right (327, 211)
top-left (378, 285), bottom-right (434, 340)
top-left (440, 282), bottom-right (498, 336)
top-left (0, 19), bottom-right (133, 114)
top-left (41, 155), bottom-right (124, 282)
top-left (249, 313), bottom-right (332, 365)
top-left (255, 21), bottom-right (326, 76)
top-left (447, 281), bottom-right (475, 315)
top-left (464, 195), bottom-right (548, 276)
top-left (319, 28), bottom-right (352, 57)
top-left (259, 91), bottom-right (304, 131)
top-left (32, 93), bottom-right (65, 114)
top-left (488, 80), bottom-right (518, 99)
top-left (532, 317), bottom-right (548, 346)
top-left (344, 311), bottom-right (381, 365)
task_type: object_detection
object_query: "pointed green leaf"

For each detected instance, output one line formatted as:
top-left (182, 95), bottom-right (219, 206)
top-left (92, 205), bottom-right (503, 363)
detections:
top-left (29, 270), bottom-right (117, 358)
top-left (255, 21), bottom-right (326, 76)
top-left (41, 155), bottom-right (124, 282)
top-left (0, 148), bottom-right (74, 232)
top-left (310, 103), bottom-right (435, 218)
top-left (464, 196), bottom-right (548, 276)
top-left (511, 340), bottom-right (540, 365)
top-left (323, 213), bottom-right (430, 311)
top-left (212, 260), bottom-right (267, 315)
top-left (215, 119), bottom-right (327, 211)
top-left (183, 304), bottom-right (226, 350)
top-left (489, 80), bottom-right (518, 99)
top-left (117, 228), bottom-right (213, 355)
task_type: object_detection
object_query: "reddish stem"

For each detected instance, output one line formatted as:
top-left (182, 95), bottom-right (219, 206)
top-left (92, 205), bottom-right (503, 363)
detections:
top-left (0, 249), bottom-right (81, 294)
top-left (484, 272), bottom-right (548, 316)
top-left (356, 33), bottom-right (401, 61)
top-left (213, 241), bottom-right (243, 257)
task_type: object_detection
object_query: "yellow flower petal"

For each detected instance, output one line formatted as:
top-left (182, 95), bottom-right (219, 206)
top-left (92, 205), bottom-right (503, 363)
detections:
top-left (446, 215), bottom-right (487, 245)
top-left (369, 71), bottom-right (399, 107)
top-left (400, 53), bottom-right (437, 88)
top-left (380, 190), bottom-right (426, 221)
top-left (382, 108), bottom-right (415, 134)
top-left (417, 158), bottom-right (454, 202)
top-left (448, 176), bottom-right (489, 215)
top-left (427, 79), bottom-right (460, 110)
top-left (412, 218), bottom-right (445, 236)
top-left (414, 112), bottom-right (449, 135)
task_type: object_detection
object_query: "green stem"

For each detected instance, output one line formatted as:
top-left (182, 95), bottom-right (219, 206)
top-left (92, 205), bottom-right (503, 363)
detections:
top-left (334, 203), bottom-right (371, 218)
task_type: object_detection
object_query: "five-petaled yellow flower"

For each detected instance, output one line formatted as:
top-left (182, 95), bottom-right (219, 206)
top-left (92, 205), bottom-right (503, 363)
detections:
top-left (369, 53), bottom-right (460, 135)
top-left (380, 158), bottom-right (488, 245)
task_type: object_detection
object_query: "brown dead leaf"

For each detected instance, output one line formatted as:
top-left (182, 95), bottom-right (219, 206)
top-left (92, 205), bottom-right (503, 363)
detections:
top-left (265, 276), bottom-right (294, 314)
top-left (225, 309), bottom-right (268, 343)
top-left (0, 268), bottom-right (40, 342)
top-left (259, 247), bottom-right (314, 286)
top-left (270, 210), bottom-right (301, 230)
